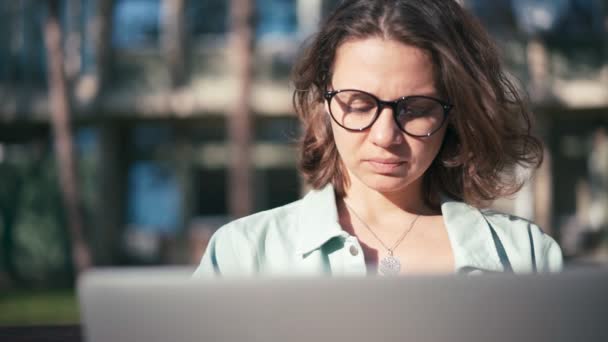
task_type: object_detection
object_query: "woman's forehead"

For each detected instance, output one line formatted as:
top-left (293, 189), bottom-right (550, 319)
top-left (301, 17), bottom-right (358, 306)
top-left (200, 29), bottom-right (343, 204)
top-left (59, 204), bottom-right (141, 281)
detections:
top-left (330, 37), bottom-right (436, 97)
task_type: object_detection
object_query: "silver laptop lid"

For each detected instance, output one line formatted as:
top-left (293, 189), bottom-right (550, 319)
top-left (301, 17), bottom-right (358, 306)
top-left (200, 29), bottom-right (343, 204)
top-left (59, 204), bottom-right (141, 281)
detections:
top-left (78, 267), bottom-right (608, 342)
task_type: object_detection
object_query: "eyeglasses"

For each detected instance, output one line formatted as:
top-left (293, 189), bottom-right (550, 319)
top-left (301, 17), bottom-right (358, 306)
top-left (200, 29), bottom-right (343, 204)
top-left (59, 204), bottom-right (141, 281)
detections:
top-left (324, 89), bottom-right (453, 137)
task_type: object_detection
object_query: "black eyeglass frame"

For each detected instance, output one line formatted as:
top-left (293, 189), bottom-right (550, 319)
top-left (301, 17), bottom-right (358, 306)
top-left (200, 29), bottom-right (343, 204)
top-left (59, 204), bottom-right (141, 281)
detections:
top-left (324, 89), bottom-right (453, 138)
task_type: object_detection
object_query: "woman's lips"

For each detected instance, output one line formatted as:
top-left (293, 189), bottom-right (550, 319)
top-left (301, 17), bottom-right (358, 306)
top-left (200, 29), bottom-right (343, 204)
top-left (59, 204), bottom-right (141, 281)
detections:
top-left (366, 159), bottom-right (406, 173)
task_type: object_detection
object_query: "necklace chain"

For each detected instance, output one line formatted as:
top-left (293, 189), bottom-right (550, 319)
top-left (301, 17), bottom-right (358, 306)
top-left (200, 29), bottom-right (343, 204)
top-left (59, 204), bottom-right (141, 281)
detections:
top-left (344, 201), bottom-right (420, 255)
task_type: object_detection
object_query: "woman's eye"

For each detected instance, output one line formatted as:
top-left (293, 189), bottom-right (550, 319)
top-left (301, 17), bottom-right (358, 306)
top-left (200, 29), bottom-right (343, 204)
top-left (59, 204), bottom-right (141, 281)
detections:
top-left (403, 107), bottom-right (430, 117)
top-left (348, 105), bottom-right (374, 112)
top-left (347, 100), bottom-right (375, 112)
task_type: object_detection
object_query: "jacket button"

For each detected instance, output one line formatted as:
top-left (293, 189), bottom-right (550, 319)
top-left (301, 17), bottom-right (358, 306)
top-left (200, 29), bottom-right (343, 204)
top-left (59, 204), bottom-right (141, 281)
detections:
top-left (349, 245), bottom-right (359, 256)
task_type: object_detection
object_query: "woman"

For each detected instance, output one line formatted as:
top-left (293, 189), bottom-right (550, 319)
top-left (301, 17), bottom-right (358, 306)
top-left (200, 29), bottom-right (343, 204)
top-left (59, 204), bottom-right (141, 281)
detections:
top-left (194, 0), bottom-right (562, 277)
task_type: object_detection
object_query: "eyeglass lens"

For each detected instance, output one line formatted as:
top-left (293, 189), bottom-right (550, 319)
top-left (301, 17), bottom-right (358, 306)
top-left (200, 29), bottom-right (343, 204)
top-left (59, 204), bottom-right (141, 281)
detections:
top-left (329, 90), bottom-right (445, 136)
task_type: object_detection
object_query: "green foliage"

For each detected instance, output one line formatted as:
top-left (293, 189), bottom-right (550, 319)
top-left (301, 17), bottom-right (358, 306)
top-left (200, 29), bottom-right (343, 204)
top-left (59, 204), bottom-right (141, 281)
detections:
top-left (0, 145), bottom-right (73, 287)
top-left (0, 289), bottom-right (79, 326)
top-left (18, 157), bottom-right (71, 285)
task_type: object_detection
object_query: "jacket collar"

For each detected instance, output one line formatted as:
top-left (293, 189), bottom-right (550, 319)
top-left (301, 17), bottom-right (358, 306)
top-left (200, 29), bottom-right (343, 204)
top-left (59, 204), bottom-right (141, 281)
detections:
top-left (294, 184), bottom-right (504, 273)
top-left (294, 185), bottom-right (346, 256)
top-left (440, 197), bottom-right (505, 272)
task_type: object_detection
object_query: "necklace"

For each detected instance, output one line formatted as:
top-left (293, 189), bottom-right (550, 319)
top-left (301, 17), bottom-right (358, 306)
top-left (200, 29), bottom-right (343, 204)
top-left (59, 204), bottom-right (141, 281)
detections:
top-left (344, 201), bottom-right (420, 276)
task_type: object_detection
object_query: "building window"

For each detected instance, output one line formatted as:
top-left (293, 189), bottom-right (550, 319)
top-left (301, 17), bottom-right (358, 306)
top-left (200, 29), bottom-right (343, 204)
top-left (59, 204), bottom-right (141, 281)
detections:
top-left (196, 168), bottom-right (228, 216)
top-left (255, 0), bottom-right (297, 38)
top-left (188, 0), bottom-right (228, 37)
top-left (511, 0), bottom-right (604, 38)
top-left (112, 0), bottom-right (161, 49)
top-left (0, 1), bottom-right (46, 83)
top-left (189, 0), bottom-right (299, 40)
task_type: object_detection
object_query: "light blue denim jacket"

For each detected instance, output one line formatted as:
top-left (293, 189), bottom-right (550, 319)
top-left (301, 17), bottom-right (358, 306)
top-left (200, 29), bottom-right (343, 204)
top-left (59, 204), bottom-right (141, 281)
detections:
top-left (194, 185), bottom-right (563, 277)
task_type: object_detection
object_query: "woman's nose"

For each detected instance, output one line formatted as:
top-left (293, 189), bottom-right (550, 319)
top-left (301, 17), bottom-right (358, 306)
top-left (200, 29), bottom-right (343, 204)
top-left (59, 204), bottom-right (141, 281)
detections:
top-left (369, 106), bottom-right (404, 147)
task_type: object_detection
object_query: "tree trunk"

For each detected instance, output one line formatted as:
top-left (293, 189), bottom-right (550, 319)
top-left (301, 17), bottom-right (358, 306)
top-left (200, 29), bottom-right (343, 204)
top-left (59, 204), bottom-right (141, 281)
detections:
top-left (527, 37), bottom-right (550, 102)
top-left (228, 0), bottom-right (254, 218)
top-left (43, 0), bottom-right (91, 274)
top-left (162, 0), bottom-right (188, 88)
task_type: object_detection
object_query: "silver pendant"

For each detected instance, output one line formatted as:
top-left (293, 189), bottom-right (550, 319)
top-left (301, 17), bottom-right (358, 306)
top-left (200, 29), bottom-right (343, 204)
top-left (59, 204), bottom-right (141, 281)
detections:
top-left (379, 255), bottom-right (401, 275)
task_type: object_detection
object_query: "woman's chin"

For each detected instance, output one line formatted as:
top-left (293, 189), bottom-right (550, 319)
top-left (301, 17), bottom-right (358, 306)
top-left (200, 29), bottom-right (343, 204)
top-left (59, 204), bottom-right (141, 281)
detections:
top-left (357, 175), bottom-right (418, 195)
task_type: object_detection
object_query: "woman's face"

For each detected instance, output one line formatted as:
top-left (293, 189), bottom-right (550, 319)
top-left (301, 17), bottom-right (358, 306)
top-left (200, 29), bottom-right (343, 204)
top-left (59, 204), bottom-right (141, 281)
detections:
top-left (328, 37), bottom-right (447, 196)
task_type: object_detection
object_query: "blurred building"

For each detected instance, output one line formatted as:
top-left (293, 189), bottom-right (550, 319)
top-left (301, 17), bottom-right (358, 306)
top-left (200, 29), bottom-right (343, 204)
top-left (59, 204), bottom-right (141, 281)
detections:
top-left (0, 0), bottom-right (607, 269)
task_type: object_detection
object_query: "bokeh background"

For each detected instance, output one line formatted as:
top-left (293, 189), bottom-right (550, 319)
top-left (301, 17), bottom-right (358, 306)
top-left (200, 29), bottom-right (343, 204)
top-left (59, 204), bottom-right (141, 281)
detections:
top-left (0, 0), bottom-right (607, 325)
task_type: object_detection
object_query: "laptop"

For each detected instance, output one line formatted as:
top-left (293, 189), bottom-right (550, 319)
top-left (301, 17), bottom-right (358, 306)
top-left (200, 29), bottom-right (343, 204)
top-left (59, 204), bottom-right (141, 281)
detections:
top-left (78, 267), bottom-right (608, 342)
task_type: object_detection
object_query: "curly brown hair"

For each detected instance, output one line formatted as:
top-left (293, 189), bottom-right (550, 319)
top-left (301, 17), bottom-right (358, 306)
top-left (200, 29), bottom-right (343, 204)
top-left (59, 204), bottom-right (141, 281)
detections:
top-left (292, 0), bottom-right (543, 209)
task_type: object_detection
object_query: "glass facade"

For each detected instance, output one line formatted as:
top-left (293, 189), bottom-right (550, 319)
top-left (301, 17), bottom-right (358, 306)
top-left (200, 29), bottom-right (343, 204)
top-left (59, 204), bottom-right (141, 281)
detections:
top-left (112, 0), bottom-right (161, 48)
top-left (255, 0), bottom-right (297, 37)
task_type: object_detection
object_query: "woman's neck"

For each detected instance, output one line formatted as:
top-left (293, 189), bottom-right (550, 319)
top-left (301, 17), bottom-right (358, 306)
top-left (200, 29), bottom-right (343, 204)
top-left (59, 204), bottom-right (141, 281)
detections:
top-left (339, 175), bottom-right (438, 226)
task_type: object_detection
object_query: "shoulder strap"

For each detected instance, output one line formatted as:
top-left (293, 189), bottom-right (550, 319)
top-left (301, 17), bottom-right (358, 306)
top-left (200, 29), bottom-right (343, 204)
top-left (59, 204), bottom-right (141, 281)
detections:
top-left (486, 220), bottom-right (514, 273)
top-left (527, 224), bottom-right (538, 273)
top-left (482, 213), bottom-right (539, 273)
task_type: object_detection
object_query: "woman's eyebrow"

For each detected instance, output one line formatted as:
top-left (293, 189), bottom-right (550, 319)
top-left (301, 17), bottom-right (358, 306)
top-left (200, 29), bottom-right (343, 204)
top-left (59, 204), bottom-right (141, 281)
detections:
top-left (392, 90), bottom-right (440, 100)
top-left (327, 86), bottom-right (440, 98)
